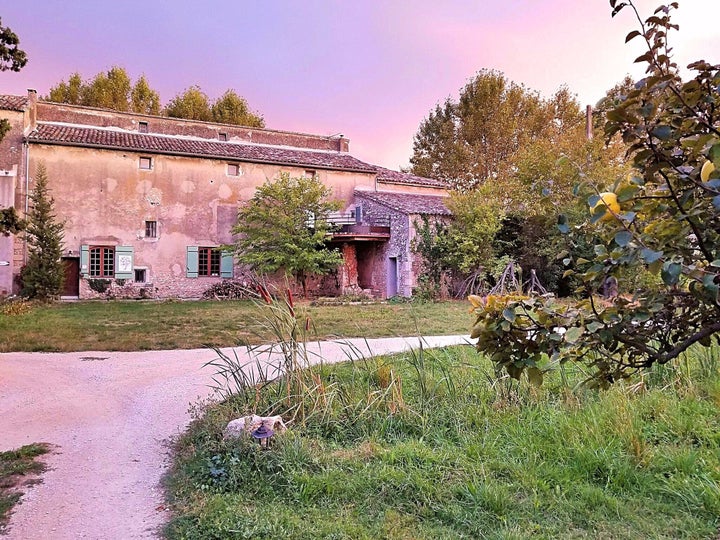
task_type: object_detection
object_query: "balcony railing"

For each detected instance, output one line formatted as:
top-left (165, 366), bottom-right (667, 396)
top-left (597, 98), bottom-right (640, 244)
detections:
top-left (325, 211), bottom-right (391, 238)
top-left (327, 211), bottom-right (390, 228)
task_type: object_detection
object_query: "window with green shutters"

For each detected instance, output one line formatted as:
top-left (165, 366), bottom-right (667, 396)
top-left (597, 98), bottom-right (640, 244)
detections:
top-left (89, 246), bottom-right (114, 277)
top-left (80, 245), bottom-right (134, 279)
top-left (187, 246), bottom-right (233, 278)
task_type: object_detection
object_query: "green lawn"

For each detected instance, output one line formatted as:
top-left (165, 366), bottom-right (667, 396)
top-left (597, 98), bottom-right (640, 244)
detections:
top-left (0, 444), bottom-right (50, 532)
top-left (167, 345), bottom-right (720, 539)
top-left (0, 299), bottom-right (470, 352)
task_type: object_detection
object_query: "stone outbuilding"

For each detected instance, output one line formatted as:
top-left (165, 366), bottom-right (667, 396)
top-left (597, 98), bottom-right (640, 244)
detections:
top-left (0, 90), bottom-right (449, 299)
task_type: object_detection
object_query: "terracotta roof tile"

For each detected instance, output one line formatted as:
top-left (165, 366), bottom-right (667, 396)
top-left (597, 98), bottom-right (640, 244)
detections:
top-left (373, 166), bottom-right (448, 188)
top-left (27, 123), bottom-right (377, 173)
top-left (355, 189), bottom-right (451, 216)
top-left (0, 95), bottom-right (29, 111)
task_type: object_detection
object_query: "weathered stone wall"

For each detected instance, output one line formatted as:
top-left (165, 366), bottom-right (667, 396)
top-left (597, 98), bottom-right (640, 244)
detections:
top-left (354, 195), bottom-right (412, 297)
top-left (0, 106), bottom-right (30, 295)
top-left (408, 214), bottom-right (452, 296)
top-left (18, 143), bottom-right (375, 298)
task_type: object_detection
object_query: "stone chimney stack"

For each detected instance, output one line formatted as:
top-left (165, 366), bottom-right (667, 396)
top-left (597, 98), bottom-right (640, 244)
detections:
top-left (27, 89), bottom-right (37, 130)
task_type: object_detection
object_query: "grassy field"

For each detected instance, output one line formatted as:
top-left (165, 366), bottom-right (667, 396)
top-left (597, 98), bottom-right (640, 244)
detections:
top-left (0, 444), bottom-right (50, 533)
top-left (0, 299), bottom-right (470, 352)
top-left (166, 345), bottom-right (720, 539)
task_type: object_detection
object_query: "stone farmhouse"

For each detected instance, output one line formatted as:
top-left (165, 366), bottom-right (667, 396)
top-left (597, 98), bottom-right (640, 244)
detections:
top-left (0, 90), bottom-right (450, 300)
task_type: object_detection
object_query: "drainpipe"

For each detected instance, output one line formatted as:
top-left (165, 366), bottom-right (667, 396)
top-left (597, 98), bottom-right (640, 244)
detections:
top-left (23, 140), bottom-right (29, 263)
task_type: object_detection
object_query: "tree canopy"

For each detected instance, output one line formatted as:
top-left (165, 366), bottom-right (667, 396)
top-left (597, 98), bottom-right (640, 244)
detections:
top-left (47, 67), bottom-right (161, 114)
top-left (0, 18), bottom-right (27, 235)
top-left (410, 80), bottom-right (628, 297)
top-left (0, 18), bottom-right (27, 72)
top-left (410, 71), bottom-right (581, 191)
top-left (469, 0), bottom-right (720, 386)
top-left (210, 90), bottom-right (264, 127)
top-left (46, 69), bottom-right (264, 127)
top-left (232, 173), bottom-right (342, 297)
top-left (164, 86), bottom-right (212, 121)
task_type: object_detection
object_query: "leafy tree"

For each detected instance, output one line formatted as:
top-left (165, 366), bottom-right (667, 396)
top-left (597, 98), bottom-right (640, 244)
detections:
top-left (81, 66), bottom-right (132, 111)
top-left (46, 68), bottom-right (162, 114)
top-left (593, 75), bottom-right (636, 130)
top-left (0, 207), bottom-right (25, 236)
top-left (46, 71), bottom-right (265, 127)
top-left (412, 216), bottom-right (453, 298)
top-left (470, 0), bottom-right (720, 386)
top-left (20, 164), bottom-right (65, 300)
top-left (0, 18), bottom-right (27, 72)
top-left (0, 18), bottom-right (27, 233)
top-left (130, 75), bottom-right (161, 115)
top-left (211, 89), bottom-right (264, 127)
top-left (410, 71), bottom-right (572, 191)
top-left (165, 86), bottom-right (212, 121)
top-left (413, 87), bottom-right (620, 296)
top-left (47, 72), bottom-right (84, 105)
top-left (232, 173), bottom-right (343, 298)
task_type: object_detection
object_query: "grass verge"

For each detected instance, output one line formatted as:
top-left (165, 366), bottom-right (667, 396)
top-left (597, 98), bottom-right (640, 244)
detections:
top-left (166, 345), bottom-right (720, 539)
top-left (0, 300), bottom-right (468, 352)
top-left (0, 443), bottom-right (51, 533)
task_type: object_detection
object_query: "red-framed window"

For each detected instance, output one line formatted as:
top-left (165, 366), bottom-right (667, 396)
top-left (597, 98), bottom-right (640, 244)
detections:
top-left (198, 247), bottom-right (221, 277)
top-left (89, 246), bottom-right (115, 277)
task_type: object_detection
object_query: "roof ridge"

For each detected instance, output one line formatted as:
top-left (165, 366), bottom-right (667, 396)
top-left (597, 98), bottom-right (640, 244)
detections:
top-left (354, 189), bottom-right (451, 216)
top-left (35, 121), bottom-right (344, 155)
top-left (28, 123), bottom-right (377, 173)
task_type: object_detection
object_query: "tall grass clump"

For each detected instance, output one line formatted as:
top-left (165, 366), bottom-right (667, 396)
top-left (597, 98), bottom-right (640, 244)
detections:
top-left (204, 283), bottom-right (458, 437)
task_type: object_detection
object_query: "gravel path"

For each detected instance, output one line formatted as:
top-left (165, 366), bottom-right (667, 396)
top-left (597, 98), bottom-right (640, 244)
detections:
top-left (0, 335), bottom-right (469, 539)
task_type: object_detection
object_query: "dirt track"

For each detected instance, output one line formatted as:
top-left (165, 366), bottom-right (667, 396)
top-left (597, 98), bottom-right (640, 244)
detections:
top-left (0, 335), bottom-right (468, 539)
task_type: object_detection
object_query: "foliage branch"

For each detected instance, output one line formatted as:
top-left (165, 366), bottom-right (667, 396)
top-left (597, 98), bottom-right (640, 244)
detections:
top-left (470, 1), bottom-right (720, 387)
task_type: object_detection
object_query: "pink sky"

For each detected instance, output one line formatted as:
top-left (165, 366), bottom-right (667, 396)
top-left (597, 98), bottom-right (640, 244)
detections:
top-left (3, 1), bottom-right (719, 170)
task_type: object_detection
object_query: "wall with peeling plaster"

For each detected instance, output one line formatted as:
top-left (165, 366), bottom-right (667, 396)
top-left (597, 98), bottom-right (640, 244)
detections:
top-left (26, 143), bottom-right (375, 298)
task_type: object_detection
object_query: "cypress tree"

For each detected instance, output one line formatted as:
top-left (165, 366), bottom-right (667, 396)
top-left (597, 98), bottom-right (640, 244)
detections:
top-left (20, 163), bottom-right (65, 300)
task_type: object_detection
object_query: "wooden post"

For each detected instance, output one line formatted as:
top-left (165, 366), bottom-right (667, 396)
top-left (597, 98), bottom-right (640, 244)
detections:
top-left (586, 105), bottom-right (593, 140)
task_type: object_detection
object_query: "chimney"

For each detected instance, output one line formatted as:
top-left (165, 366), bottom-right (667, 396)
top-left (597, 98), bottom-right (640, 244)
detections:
top-left (338, 136), bottom-right (349, 153)
top-left (27, 89), bottom-right (38, 130)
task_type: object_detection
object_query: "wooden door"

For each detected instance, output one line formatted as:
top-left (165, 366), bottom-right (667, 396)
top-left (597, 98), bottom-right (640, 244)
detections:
top-left (61, 257), bottom-right (80, 296)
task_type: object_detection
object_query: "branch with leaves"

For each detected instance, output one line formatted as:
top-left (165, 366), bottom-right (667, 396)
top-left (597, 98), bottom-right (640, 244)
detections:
top-left (471, 1), bottom-right (720, 386)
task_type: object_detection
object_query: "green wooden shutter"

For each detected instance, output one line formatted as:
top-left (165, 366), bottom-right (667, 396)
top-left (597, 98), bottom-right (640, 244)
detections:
top-left (114, 246), bottom-right (134, 279)
top-left (186, 246), bottom-right (199, 278)
top-left (80, 245), bottom-right (89, 276)
top-left (220, 251), bottom-right (234, 278)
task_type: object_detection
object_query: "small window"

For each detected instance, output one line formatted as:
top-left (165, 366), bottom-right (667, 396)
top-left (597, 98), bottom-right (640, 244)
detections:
top-left (134, 268), bottom-right (147, 283)
top-left (218, 133), bottom-right (228, 141)
top-left (305, 170), bottom-right (317, 178)
top-left (145, 220), bottom-right (157, 238)
top-left (138, 121), bottom-right (149, 133)
top-left (139, 156), bottom-right (152, 170)
top-left (199, 247), bottom-right (221, 277)
top-left (89, 246), bottom-right (114, 277)
top-left (227, 163), bottom-right (240, 176)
